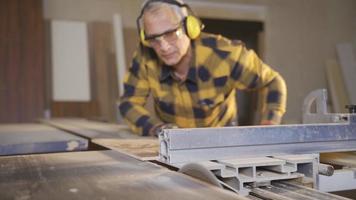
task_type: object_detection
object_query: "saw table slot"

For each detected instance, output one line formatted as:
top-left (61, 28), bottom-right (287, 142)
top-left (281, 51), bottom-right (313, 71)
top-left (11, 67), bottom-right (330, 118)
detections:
top-left (239, 167), bottom-right (254, 178)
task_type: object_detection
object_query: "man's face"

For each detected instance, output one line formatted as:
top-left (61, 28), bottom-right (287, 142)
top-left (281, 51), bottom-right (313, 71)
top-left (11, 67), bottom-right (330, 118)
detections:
top-left (143, 7), bottom-right (190, 66)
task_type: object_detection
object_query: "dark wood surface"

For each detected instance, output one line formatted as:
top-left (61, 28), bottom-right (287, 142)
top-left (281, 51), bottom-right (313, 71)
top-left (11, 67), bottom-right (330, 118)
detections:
top-left (88, 22), bottom-right (118, 122)
top-left (0, 123), bottom-right (88, 155)
top-left (0, 0), bottom-right (45, 123)
top-left (0, 150), bottom-right (245, 200)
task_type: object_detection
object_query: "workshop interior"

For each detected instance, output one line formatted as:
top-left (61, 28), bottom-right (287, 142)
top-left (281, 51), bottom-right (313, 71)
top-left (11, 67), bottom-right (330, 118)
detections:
top-left (1, 0), bottom-right (356, 199)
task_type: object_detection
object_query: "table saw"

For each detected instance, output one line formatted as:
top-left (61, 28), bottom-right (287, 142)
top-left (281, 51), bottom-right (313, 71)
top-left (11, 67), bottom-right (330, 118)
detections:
top-left (0, 89), bottom-right (356, 199)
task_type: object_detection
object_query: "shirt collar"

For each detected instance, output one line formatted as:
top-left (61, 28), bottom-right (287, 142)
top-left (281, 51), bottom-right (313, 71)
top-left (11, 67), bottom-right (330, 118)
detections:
top-left (159, 65), bottom-right (172, 82)
top-left (159, 64), bottom-right (197, 83)
top-left (159, 43), bottom-right (197, 83)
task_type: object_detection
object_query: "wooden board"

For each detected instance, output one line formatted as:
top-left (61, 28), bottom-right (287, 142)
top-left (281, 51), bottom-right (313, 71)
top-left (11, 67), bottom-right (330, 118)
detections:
top-left (0, 124), bottom-right (88, 155)
top-left (336, 43), bottom-right (356, 104)
top-left (40, 118), bottom-right (138, 139)
top-left (40, 119), bottom-right (159, 159)
top-left (88, 22), bottom-right (118, 122)
top-left (320, 152), bottom-right (356, 167)
top-left (0, 150), bottom-right (245, 200)
top-left (51, 101), bottom-right (99, 119)
top-left (0, 0), bottom-right (45, 123)
top-left (93, 138), bottom-right (159, 159)
top-left (325, 60), bottom-right (350, 113)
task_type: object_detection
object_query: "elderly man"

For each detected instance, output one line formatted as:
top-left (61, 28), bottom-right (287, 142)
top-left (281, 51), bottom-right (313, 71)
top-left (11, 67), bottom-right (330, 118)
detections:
top-left (119, 0), bottom-right (287, 136)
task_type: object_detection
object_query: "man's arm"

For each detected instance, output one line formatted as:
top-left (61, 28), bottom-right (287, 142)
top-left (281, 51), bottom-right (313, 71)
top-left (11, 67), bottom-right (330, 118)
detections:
top-left (259, 75), bottom-right (287, 125)
top-left (231, 45), bottom-right (287, 125)
top-left (119, 51), bottom-right (163, 136)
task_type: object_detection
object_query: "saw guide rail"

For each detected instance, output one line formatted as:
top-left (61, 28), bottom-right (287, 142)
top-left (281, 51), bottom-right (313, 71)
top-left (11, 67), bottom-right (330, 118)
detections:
top-left (159, 115), bottom-right (356, 164)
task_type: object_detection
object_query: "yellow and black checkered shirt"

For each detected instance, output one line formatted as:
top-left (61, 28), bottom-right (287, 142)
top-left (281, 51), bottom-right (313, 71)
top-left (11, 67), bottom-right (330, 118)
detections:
top-left (119, 33), bottom-right (287, 136)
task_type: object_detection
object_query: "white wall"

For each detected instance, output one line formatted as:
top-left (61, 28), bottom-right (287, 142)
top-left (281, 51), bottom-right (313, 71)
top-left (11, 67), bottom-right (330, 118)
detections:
top-left (43, 0), bottom-right (356, 123)
top-left (43, 0), bottom-right (142, 27)
top-left (51, 20), bottom-right (91, 101)
top-left (264, 0), bottom-right (356, 122)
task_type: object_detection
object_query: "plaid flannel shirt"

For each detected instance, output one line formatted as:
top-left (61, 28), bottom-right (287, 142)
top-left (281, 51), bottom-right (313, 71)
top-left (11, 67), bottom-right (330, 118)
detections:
top-left (119, 33), bottom-right (287, 136)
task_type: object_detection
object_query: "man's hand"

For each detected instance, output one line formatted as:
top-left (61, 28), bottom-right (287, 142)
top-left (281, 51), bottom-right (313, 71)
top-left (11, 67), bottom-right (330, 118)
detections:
top-left (260, 120), bottom-right (277, 125)
top-left (149, 123), bottom-right (178, 137)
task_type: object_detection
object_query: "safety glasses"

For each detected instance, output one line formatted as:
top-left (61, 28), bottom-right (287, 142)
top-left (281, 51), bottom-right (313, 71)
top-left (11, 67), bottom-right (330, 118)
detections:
top-left (145, 24), bottom-right (183, 47)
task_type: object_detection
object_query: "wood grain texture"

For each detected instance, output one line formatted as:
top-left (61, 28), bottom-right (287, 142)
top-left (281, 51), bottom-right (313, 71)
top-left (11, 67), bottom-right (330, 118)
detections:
top-left (44, 20), bottom-right (53, 117)
top-left (0, 0), bottom-right (45, 123)
top-left (123, 28), bottom-right (139, 72)
top-left (88, 22), bottom-right (118, 122)
top-left (51, 101), bottom-right (99, 119)
top-left (320, 152), bottom-right (356, 167)
top-left (93, 138), bottom-right (159, 159)
top-left (0, 150), bottom-right (245, 200)
top-left (41, 118), bottom-right (157, 158)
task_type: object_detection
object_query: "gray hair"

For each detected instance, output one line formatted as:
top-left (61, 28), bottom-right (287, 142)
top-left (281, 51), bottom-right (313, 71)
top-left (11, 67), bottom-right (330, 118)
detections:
top-left (139, 1), bottom-right (188, 28)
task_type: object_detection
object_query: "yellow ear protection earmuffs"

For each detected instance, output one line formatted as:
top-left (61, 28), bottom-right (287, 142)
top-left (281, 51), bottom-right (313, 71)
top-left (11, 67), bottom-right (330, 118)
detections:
top-left (136, 0), bottom-right (204, 47)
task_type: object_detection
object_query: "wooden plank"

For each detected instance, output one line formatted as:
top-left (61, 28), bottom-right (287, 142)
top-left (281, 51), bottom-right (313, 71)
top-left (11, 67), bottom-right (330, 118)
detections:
top-left (0, 0), bottom-right (9, 122)
top-left (0, 0), bottom-right (45, 123)
top-left (88, 22), bottom-right (118, 122)
top-left (336, 43), bottom-right (356, 104)
top-left (1, 0), bottom-right (21, 122)
top-left (41, 119), bottom-right (158, 159)
top-left (0, 124), bottom-right (88, 155)
top-left (51, 101), bottom-right (99, 118)
top-left (41, 118), bottom-right (137, 139)
top-left (20, 0), bottom-right (45, 122)
top-left (320, 152), bottom-right (356, 167)
top-left (0, 150), bottom-right (245, 200)
top-left (325, 60), bottom-right (350, 113)
top-left (93, 138), bottom-right (159, 159)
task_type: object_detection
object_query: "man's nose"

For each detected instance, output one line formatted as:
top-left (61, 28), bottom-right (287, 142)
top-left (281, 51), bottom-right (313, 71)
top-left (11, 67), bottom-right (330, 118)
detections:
top-left (156, 37), bottom-right (170, 50)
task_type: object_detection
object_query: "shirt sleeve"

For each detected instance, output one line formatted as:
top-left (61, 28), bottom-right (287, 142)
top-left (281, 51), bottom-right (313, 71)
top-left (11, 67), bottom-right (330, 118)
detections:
top-left (118, 51), bottom-right (163, 136)
top-left (230, 45), bottom-right (287, 124)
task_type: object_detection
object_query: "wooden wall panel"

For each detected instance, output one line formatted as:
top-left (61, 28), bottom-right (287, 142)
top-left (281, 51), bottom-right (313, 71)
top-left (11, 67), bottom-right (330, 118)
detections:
top-left (0, 0), bottom-right (45, 123)
top-left (123, 28), bottom-right (139, 71)
top-left (88, 22), bottom-right (118, 122)
top-left (50, 22), bottom-right (118, 122)
top-left (51, 102), bottom-right (98, 118)
top-left (0, 1), bottom-right (9, 122)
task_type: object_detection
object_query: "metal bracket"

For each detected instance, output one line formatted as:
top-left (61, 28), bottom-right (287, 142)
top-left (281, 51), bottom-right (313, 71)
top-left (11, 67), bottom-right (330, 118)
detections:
top-left (302, 89), bottom-right (349, 124)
